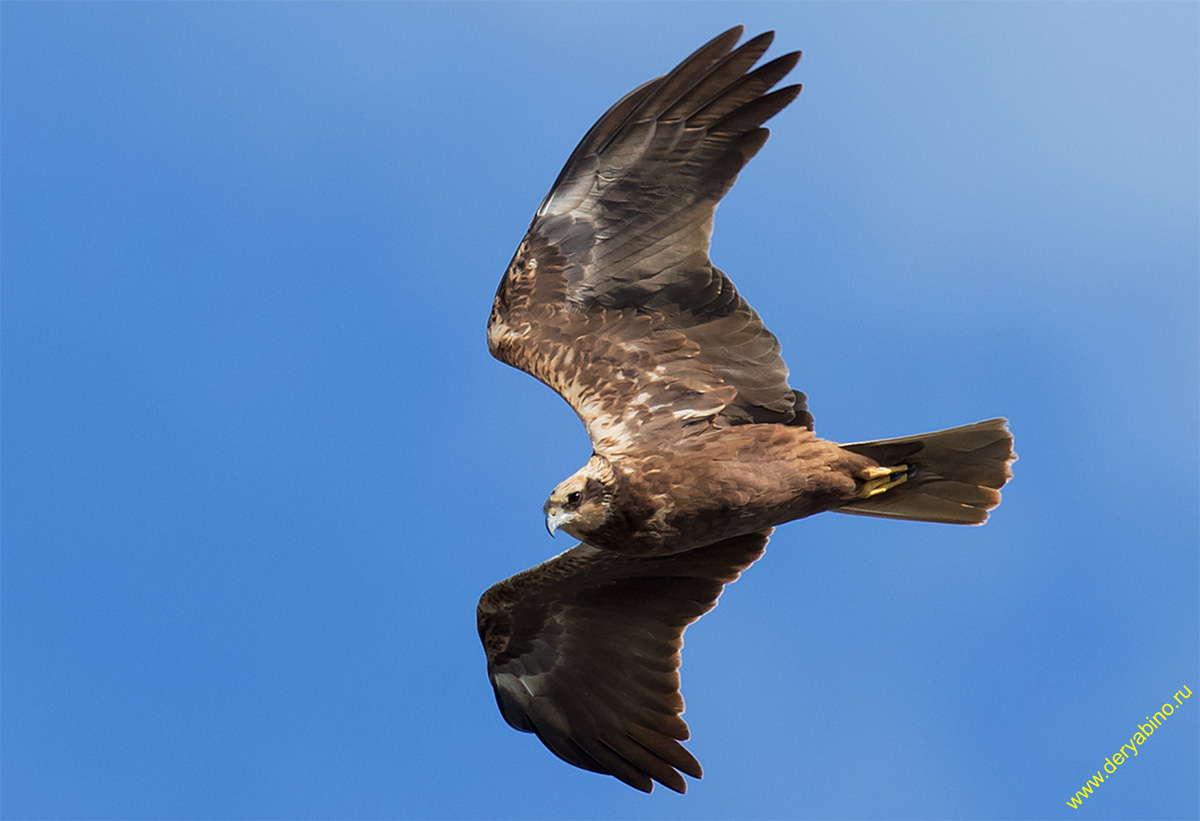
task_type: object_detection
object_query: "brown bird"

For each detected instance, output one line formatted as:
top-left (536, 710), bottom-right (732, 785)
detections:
top-left (477, 26), bottom-right (1014, 794)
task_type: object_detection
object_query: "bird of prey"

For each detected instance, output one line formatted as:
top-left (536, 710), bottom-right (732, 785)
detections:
top-left (477, 26), bottom-right (1014, 794)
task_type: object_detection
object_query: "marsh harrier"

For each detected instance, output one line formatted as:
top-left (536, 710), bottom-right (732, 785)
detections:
top-left (477, 26), bottom-right (1014, 793)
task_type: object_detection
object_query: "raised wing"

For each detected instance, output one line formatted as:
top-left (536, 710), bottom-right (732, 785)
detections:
top-left (477, 530), bottom-right (770, 793)
top-left (488, 27), bottom-right (811, 456)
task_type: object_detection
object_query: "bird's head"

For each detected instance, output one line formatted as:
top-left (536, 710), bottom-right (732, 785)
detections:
top-left (544, 454), bottom-right (617, 541)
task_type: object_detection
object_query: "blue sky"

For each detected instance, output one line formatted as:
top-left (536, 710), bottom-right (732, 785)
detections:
top-left (2, 2), bottom-right (1197, 819)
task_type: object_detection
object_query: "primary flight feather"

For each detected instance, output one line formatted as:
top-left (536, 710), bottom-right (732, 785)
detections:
top-left (477, 26), bottom-right (1015, 793)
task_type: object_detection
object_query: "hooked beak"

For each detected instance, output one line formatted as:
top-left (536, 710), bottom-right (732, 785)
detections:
top-left (544, 507), bottom-right (566, 538)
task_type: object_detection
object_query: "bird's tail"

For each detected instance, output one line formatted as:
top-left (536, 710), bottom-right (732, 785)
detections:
top-left (835, 418), bottom-right (1015, 525)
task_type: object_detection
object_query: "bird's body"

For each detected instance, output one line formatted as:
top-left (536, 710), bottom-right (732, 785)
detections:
top-left (476, 26), bottom-right (1015, 794)
top-left (547, 427), bottom-right (869, 556)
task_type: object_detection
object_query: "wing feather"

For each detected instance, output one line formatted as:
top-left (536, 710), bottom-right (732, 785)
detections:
top-left (489, 28), bottom-right (812, 456)
top-left (477, 530), bottom-right (770, 793)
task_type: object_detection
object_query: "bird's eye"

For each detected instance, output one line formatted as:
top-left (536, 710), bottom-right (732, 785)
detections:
top-left (565, 491), bottom-right (582, 508)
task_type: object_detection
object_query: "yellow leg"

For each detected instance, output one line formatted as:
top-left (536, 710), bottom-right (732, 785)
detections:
top-left (857, 465), bottom-right (909, 498)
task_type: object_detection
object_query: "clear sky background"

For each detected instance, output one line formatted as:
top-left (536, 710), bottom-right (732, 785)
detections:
top-left (3, 3), bottom-right (1197, 819)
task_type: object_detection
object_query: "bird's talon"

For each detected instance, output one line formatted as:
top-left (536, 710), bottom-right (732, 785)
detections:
top-left (857, 465), bottom-right (909, 498)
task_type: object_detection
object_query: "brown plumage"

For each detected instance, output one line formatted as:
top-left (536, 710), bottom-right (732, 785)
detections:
top-left (478, 26), bottom-right (1015, 793)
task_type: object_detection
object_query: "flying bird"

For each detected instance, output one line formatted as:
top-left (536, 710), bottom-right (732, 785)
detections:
top-left (477, 26), bottom-right (1014, 794)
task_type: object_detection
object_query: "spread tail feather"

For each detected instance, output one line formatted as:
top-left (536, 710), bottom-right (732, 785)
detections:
top-left (837, 418), bottom-right (1015, 525)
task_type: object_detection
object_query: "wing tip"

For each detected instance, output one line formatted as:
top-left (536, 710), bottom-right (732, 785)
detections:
top-left (718, 23), bottom-right (747, 41)
top-left (690, 25), bottom-right (746, 65)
